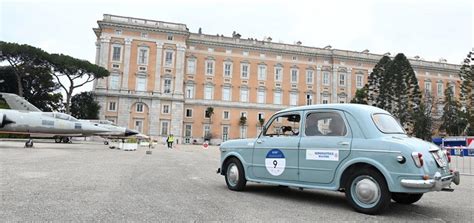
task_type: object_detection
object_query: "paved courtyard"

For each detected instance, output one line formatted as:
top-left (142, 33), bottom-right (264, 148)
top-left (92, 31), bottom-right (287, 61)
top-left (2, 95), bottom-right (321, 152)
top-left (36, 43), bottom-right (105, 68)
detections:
top-left (1, 139), bottom-right (473, 221)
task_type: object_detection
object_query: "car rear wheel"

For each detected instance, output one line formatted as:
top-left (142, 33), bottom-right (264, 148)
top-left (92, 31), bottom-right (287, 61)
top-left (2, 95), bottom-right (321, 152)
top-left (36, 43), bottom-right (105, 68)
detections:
top-left (345, 168), bottom-right (390, 215)
top-left (391, 193), bottom-right (423, 204)
top-left (225, 158), bottom-right (246, 191)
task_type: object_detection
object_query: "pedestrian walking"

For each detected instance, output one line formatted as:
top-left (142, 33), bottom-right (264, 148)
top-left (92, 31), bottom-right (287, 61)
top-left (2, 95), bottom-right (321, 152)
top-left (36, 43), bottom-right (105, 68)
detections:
top-left (167, 134), bottom-right (174, 149)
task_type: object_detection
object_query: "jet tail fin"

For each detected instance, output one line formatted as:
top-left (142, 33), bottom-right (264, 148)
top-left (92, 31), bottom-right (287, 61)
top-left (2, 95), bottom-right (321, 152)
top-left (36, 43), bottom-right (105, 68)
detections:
top-left (0, 92), bottom-right (41, 112)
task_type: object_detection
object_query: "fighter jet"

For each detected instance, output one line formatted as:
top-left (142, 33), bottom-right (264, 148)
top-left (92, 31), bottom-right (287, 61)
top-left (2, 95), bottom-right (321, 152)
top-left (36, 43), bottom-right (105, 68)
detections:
top-left (0, 92), bottom-right (109, 147)
top-left (79, 119), bottom-right (139, 144)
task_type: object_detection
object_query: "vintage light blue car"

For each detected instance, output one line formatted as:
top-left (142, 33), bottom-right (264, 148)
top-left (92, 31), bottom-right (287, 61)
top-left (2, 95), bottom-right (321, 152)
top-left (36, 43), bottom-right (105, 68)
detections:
top-left (217, 104), bottom-right (460, 214)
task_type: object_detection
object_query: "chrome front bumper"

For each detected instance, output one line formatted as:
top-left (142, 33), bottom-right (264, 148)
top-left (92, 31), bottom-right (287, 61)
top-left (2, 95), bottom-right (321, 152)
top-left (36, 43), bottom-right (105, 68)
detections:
top-left (400, 171), bottom-right (460, 191)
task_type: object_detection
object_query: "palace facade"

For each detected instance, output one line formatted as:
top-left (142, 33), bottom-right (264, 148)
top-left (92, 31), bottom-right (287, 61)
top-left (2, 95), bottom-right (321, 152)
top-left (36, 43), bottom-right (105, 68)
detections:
top-left (92, 14), bottom-right (462, 144)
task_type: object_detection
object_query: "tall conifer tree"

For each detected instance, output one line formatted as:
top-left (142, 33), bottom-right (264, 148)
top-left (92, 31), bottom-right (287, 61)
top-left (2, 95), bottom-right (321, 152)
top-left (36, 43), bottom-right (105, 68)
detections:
top-left (366, 56), bottom-right (392, 108)
top-left (459, 50), bottom-right (474, 135)
top-left (440, 84), bottom-right (463, 135)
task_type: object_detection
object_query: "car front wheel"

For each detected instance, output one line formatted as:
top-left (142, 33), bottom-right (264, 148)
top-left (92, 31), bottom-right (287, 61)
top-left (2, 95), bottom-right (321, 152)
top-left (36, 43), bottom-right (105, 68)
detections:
top-left (391, 193), bottom-right (423, 204)
top-left (225, 158), bottom-right (246, 191)
top-left (345, 168), bottom-right (390, 215)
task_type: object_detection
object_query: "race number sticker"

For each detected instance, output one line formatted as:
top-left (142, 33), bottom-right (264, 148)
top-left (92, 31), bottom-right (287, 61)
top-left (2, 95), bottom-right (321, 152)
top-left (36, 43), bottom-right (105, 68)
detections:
top-left (306, 150), bottom-right (339, 161)
top-left (265, 149), bottom-right (286, 176)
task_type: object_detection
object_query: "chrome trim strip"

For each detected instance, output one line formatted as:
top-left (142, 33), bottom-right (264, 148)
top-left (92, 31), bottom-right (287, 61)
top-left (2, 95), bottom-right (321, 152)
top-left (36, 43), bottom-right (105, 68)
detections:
top-left (352, 149), bottom-right (401, 154)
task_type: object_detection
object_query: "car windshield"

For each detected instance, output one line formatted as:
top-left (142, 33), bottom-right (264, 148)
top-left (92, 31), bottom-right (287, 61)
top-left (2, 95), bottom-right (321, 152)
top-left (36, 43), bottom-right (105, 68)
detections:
top-left (372, 113), bottom-right (405, 134)
top-left (372, 114), bottom-right (405, 134)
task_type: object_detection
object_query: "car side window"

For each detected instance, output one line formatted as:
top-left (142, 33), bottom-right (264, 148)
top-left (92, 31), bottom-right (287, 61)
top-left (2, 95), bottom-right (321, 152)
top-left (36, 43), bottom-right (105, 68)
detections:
top-left (305, 112), bottom-right (347, 136)
top-left (264, 113), bottom-right (301, 137)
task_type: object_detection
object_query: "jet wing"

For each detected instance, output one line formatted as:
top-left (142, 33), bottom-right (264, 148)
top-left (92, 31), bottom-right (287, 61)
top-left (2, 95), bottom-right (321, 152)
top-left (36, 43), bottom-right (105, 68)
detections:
top-left (0, 92), bottom-right (41, 112)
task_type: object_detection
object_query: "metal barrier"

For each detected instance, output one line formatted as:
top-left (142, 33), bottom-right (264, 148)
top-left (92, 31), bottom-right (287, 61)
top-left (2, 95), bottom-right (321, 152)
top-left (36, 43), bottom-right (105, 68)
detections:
top-left (449, 148), bottom-right (474, 176)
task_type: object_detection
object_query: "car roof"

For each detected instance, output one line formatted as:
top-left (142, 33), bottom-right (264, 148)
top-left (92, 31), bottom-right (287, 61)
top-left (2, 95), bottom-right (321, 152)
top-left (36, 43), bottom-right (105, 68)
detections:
top-left (277, 103), bottom-right (389, 115)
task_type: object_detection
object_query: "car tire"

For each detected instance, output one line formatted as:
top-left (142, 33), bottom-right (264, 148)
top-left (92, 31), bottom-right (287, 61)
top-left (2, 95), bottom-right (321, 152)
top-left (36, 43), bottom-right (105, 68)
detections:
top-left (345, 168), bottom-right (390, 215)
top-left (224, 158), bottom-right (246, 191)
top-left (391, 193), bottom-right (423, 204)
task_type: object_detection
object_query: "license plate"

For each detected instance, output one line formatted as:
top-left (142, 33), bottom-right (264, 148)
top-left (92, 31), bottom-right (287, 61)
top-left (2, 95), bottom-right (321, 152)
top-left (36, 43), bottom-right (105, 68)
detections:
top-left (432, 150), bottom-right (447, 167)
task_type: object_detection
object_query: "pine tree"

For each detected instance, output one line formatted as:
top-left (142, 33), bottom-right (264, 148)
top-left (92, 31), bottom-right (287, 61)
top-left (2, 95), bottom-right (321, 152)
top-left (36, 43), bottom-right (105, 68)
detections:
top-left (459, 50), bottom-right (474, 135)
top-left (350, 87), bottom-right (368, 104)
top-left (385, 53), bottom-right (422, 132)
top-left (440, 84), bottom-right (463, 136)
top-left (413, 91), bottom-right (433, 140)
top-left (366, 56), bottom-right (392, 108)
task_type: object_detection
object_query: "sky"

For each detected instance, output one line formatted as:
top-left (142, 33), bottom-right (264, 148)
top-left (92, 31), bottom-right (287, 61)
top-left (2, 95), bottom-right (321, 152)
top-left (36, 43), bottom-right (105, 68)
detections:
top-left (1, 0), bottom-right (473, 95)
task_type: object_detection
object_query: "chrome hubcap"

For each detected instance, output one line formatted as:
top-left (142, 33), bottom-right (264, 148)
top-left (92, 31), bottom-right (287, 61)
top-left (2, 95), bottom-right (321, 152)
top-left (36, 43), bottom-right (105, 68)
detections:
top-left (227, 163), bottom-right (239, 186)
top-left (352, 176), bottom-right (380, 207)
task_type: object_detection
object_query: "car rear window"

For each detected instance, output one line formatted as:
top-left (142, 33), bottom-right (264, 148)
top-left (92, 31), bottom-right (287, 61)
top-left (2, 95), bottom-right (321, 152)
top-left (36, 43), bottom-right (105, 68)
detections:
top-left (372, 114), bottom-right (405, 134)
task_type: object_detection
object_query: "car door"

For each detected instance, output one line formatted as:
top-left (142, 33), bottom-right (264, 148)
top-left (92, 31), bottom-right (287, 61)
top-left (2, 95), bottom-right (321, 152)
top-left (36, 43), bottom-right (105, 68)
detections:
top-left (298, 110), bottom-right (352, 184)
top-left (252, 111), bottom-right (301, 181)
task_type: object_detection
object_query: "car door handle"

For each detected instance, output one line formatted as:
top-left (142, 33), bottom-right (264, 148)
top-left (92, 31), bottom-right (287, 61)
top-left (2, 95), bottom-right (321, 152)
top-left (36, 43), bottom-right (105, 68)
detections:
top-left (256, 139), bottom-right (264, 144)
top-left (338, 141), bottom-right (350, 146)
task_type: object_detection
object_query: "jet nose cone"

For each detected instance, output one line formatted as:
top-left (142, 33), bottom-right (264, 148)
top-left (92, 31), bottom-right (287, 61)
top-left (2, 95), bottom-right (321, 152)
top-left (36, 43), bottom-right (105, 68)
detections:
top-left (125, 129), bottom-right (139, 136)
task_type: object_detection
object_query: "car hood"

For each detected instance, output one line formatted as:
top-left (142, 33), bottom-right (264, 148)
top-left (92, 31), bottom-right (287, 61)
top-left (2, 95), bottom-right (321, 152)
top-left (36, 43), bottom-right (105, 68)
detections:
top-left (220, 138), bottom-right (256, 149)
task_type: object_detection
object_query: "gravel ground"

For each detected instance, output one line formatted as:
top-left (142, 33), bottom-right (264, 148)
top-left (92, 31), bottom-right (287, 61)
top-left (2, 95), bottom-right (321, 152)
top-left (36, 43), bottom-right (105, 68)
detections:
top-left (1, 139), bottom-right (473, 222)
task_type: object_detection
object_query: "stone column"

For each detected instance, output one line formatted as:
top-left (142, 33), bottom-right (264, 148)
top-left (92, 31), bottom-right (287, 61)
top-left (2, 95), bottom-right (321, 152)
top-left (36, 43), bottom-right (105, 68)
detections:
top-left (174, 44), bottom-right (186, 96)
top-left (93, 41), bottom-right (101, 89)
top-left (170, 101), bottom-right (184, 144)
top-left (148, 98), bottom-right (161, 138)
top-left (95, 41), bottom-right (101, 65)
top-left (347, 67), bottom-right (352, 102)
top-left (117, 97), bottom-right (131, 128)
top-left (332, 66), bottom-right (338, 103)
top-left (95, 95), bottom-right (106, 120)
top-left (121, 38), bottom-right (132, 90)
top-left (316, 66), bottom-right (321, 104)
top-left (96, 36), bottom-right (110, 89)
top-left (154, 42), bottom-right (164, 93)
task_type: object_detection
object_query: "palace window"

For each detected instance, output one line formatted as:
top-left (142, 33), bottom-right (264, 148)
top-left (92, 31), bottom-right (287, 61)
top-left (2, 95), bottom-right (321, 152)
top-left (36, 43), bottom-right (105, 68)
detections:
top-left (339, 73), bottom-right (346, 86)
top-left (291, 69), bottom-right (298, 83)
top-left (204, 85), bottom-right (214, 100)
top-left (290, 92), bottom-right (298, 106)
top-left (136, 103), bottom-right (144, 113)
top-left (187, 59), bottom-right (196, 74)
top-left (356, 75), bottom-right (364, 88)
top-left (112, 45), bottom-right (122, 62)
top-left (437, 82), bottom-right (443, 96)
top-left (136, 76), bottom-right (146, 91)
top-left (185, 109), bottom-right (193, 118)
top-left (306, 94), bottom-right (313, 105)
top-left (185, 85), bottom-right (195, 99)
top-left (274, 91), bottom-right (282, 105)
top-left (206, 60), bottom-right (214, 75)
top-left (257, 90), bottom-right (265, 104)
top-left (164, 79), bottom-right (172, 94)
top-left (274, 67), bottom-right (283, 82)
top-left (138, 48), bottom-right (149, 65)
top-left (323, 72), bottom-right (330, 86)
top-left (241, 64), bottom-right (249, 79)
top-left (258, 65), bottom-right (267, 80)
top-left (160, 121), bottom-right (169, 135)
top-left (223, 111), bottom-right (230, 120)
top-left (165, 51), bottom-right (173, 67)
top-left (240, 88), bottom-right (249, 102)
top-left (162, 105), bottom-right (170, 114)
top-left (224, 62), bottom-right (232, 77)
top-left (109, 75), bottom-right (120, 90)
top-left (222, 87), bottom-right (231, 101)
top-left (108, 101), bottom-right (116, 111)
top-left (306, 70), bottom-right (314, 84)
